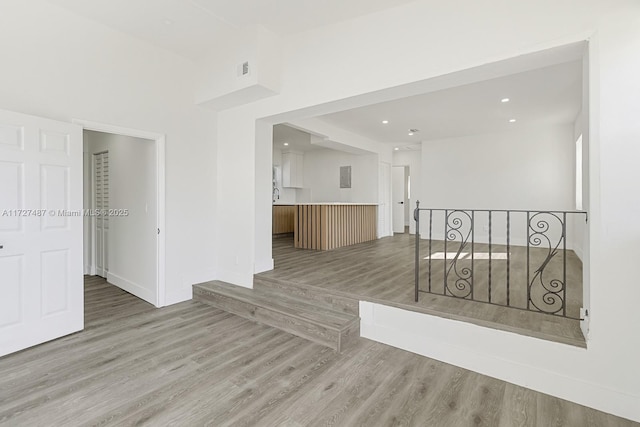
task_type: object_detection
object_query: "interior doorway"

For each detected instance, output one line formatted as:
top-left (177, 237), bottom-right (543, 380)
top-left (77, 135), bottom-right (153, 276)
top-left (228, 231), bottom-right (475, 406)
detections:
top-left (378, 162), bottom-right (392, 238)
top-left (392, 166), bottom-right (408, 234)
top-left (77, 120), bottom-right (166, 308)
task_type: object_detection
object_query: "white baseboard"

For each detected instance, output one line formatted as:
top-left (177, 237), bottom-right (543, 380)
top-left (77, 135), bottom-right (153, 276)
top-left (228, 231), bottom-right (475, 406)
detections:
top-left (359, 301), bottom-right (640, 423)
top-left (85, 264), bottom-right (96, 276)
top-left (107, 272), bottom-right (156, 306)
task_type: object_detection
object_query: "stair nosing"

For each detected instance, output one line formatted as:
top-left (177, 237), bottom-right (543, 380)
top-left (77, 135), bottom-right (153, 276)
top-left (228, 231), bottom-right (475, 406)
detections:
top-left (254, 275), bottom-right (357, 301)
top-left (253, 276), bottom-right (359, 313)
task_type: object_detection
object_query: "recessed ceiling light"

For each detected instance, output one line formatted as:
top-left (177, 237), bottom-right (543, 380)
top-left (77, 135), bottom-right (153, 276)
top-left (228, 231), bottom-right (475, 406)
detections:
top-left (509, 119), bottom-right (516, 123)
top-left (394, 147), bottom-right (399, 151)
top-left (382, 120), bottom-right (389, 124)
top-left (283, 142), bottom-right (289, 146)
top-left (408, 133), bottom-right (414, 136)
top-left (501, 98), bottom-right (510, 103)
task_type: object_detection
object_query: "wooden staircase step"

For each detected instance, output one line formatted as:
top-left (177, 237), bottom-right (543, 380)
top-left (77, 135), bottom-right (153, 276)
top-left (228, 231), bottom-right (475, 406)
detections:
top-left (253, 276), bottom-right (359, 316)
top-left (193, 281), bottom-right (360, 352)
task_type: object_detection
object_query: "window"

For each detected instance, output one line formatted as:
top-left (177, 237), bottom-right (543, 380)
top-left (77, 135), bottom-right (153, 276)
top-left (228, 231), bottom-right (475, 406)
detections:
top-left (576, 135), bottom-right (583, 210)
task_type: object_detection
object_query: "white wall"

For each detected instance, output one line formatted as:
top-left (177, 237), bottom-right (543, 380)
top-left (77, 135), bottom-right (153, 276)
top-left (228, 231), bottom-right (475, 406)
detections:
top-left (422, 126), bottom-right (575, 211)
top-left (273, 145), bottom-right (379, 205)
top-left (301, 150), bottom-right (377, 203)
top-left (212, 0), bottom-right (640, 422)
top-left (0, 0), bottom-right (217, 305)
top-left (83, 131), bottom-right (157, 304)
top-left (393, 149), bottom-right (422, 234)
top-left (419, 125), bottom-right (578, 247)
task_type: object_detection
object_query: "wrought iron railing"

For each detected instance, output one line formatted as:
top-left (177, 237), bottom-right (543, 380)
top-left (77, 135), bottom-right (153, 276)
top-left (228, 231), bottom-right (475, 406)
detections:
top-left (413, 202), bottom-right (588, 319)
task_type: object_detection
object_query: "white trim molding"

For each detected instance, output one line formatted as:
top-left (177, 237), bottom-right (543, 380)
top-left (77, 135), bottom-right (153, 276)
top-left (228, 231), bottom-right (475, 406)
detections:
top-left (73, 118), bottom-right (167, 308)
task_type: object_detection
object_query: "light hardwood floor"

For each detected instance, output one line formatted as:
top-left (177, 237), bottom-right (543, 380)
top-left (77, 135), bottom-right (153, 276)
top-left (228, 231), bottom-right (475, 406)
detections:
top-left (259, 234), bottom-right (585, 347)
top-left (0, 276), bottom-right (635, 426)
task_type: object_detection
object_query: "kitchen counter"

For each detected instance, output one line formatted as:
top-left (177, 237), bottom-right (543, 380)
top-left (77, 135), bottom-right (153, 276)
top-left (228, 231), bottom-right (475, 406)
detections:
top-left (294, 204), bottom-right (377, 250)
top-left (273, 205), bottom-right (295, 235)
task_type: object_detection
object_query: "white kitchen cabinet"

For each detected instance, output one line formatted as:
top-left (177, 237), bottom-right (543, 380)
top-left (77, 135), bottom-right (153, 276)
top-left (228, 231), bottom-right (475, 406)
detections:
top-left (282, 151), bottom-right (304, 188)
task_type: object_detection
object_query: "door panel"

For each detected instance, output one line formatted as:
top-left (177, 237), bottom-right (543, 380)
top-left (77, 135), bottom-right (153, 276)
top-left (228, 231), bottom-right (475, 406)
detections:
top-left (392, 166), bottom-right (405, 233)
top-left (0, 124), bottom-right (23, 150)
top-left (0, 109), bottom-right (83, 358)
top-left (0, 162), bottom-right (23, 232)
top-left (0, 255), bottom-right (22, 327)
top-left (41, 164), bottom-right (70, 230)
top-left (378, 162), bottom-right (391, 238)
top-left (41, 249), bottom-right (70, 316)
top-left (40, 130), bottom-right (70, 155)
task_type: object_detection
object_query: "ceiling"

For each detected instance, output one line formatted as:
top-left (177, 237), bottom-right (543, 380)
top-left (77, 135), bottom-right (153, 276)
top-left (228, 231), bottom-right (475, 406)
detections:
top-left (317, 60), bottom-right (583, 146)
top-left (273, 124), bottom-right (321, 153)
top-left (47, 0), bottom-right (582, 147)
top-left (47, 0), bottom-right (418, 61)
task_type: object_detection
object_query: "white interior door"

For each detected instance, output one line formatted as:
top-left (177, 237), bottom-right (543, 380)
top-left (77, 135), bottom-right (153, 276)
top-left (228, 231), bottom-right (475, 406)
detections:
top-left (392, 166), bottom-right (406, 233)
top-left (93, 152), bottom-right (109, 278)
top-left (378, 162), bottom-right (392, 238)
top-left (0, 109), bottom-right (83, 357)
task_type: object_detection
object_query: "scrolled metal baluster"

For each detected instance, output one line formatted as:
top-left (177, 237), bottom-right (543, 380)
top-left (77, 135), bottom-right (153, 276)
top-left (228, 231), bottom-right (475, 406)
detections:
top-left (528, 212), bottom-right (566, 315)
top-left (444, 210), bottom-right (473, 299)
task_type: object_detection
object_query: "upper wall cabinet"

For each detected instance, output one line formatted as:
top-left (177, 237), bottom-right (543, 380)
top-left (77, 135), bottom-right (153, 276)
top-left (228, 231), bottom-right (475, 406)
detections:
top-left (282, 151), bottom-right (304, 188)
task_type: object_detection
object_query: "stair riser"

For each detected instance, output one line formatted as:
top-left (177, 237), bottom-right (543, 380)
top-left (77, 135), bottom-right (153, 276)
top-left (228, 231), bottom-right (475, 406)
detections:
top-left (194, 288), bottom-right (350, 351)
top-left (254, 277), bottom-right (359, 316)
top-left (337, 320), bottom-right (360, 353)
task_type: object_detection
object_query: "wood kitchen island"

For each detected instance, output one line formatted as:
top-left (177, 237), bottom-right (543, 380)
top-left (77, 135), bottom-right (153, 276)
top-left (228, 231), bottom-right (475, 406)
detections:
top-left (293, 203), bottom-right (377, 250)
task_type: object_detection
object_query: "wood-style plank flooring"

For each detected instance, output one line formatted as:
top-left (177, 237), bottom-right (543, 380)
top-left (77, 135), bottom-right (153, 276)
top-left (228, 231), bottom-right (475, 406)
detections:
top-left (259, 234), bottom-right (585, 347)
top-left (0, 276), bottom-right (634, 426)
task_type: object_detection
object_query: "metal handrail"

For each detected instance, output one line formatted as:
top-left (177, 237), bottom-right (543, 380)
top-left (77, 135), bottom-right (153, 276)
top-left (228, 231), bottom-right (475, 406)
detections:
top-left (413, 200), bottom-right (588, 319)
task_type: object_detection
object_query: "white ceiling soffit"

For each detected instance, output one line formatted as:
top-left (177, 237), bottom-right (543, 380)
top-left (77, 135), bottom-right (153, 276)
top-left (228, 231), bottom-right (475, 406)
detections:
top-left (317, 59), bottom-right (583, 144)
top-left (273, 124), bottom-right (318, 153)
top-left (47, 0), bottom-right (418, 60)
top-left (273, 124), bottom-right (375, 155)
top-left (311, 139), bottom-right (375, 155)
